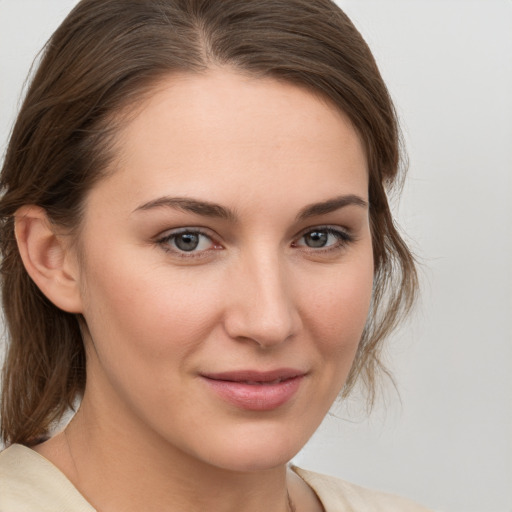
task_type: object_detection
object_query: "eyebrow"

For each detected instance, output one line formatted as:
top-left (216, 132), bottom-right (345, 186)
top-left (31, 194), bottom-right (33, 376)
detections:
top-left (133, 194), bottom-right (368, 221)
top-left (296, 194), bottom-right (368, 220)
top-left (133, 197), bottom-right (237, 221)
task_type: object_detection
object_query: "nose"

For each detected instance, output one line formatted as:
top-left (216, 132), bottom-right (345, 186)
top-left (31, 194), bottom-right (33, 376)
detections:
top-left (223, 250), bottom-right (300, 348)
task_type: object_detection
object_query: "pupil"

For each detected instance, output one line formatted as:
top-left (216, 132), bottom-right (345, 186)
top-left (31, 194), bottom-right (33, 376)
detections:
top-left (306, 231), bottom-right (327, 248)
top-left (175, 233), bottom-right (199, 251)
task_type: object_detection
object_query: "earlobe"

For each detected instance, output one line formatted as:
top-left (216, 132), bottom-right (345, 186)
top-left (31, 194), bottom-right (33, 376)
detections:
top-left (14, 205), bottom-right (83, 313)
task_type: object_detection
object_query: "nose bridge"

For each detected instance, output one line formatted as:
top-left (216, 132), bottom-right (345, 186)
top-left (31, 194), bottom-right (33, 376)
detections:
top-left (225, 245), bottom-right (298, 347)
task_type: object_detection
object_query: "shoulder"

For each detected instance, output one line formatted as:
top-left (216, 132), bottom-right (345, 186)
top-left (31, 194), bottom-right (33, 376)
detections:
top-left (292, 466), bottom-right (433, 512)
top-left (0, 444), bottom-right (95, 512)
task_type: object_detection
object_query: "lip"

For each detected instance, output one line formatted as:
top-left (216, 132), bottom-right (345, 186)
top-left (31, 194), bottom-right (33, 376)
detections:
top-left (200, 368), bottom-right (306, 411)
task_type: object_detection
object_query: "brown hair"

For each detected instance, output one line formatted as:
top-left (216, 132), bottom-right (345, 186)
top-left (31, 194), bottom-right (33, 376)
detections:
top-left (0, 0), bottom-right (417, 446)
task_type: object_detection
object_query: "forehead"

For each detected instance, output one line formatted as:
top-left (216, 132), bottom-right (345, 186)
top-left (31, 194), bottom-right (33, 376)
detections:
top-left (93, 69), bottom-right (368, 214)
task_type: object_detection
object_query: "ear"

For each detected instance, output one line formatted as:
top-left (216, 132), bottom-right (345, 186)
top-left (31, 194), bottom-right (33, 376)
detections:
top-left (14, 205), bottom-right (83, 313)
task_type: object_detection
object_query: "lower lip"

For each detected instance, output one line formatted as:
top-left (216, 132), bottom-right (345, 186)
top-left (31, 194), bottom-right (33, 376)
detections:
top-left (202, 376), bottom-right (304, 411)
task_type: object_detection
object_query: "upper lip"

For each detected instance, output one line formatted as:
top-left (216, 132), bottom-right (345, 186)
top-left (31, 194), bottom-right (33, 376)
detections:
top-left (201, 368), bottom-right (306, 383)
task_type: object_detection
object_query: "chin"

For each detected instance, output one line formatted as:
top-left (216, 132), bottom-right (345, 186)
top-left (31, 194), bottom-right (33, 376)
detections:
top-left (185, 420), bottom-right (311, 473)
top-left (203, 446), bottom-right (298, 473)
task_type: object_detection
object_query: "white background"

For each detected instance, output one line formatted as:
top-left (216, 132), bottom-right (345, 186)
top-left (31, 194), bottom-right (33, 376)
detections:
top-left (1, 1), bottom-right (511, 511)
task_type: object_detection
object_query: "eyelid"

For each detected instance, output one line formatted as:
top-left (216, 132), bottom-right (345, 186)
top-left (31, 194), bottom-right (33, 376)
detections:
top-left (292, 225), bottom-right (355, 250)
top-left (154, 224), bottom-right (355, 259)
top-left (155, 227), bottom-right (223, 258)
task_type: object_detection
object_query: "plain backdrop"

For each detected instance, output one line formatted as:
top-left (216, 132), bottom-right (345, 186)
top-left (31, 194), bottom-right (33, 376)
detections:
top-left (1, 1), bottom-right (511, 511)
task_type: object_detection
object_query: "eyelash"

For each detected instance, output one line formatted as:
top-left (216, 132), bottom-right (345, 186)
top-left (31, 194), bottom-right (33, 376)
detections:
top-left (156, 228), bottom-right (220, 259)
top-left (156, 225), bottom-right (354, 258)
top-left (292, 226), bottom-right (354, 253)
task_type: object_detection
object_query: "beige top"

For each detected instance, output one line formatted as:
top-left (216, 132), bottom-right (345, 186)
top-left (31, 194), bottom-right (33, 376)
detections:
top-left (0, 444), bottom-right (431, 511)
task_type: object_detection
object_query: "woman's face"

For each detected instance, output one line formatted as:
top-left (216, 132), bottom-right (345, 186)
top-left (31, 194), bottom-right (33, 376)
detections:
top-left (74, 69), bottom-right (373, 471)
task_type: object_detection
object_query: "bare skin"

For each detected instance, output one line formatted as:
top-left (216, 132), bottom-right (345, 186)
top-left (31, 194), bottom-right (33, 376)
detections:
top-left (37, 428), bottom-right (325, 512)
top-left (24, 68), bottom-right (373, 512)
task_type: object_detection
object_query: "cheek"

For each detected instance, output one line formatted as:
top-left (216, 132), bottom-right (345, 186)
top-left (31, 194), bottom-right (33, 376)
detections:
top-left (297, 251), bottom-right (374, 401)
top-left (301, 256), bottom-right (374, 346)
top-left (79, 249), bottom-right (224, 366)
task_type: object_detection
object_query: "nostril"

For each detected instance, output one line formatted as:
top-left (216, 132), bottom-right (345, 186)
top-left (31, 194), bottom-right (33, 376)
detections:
top-left (222, 258), bottom-right (300, 346)
top-left (224, 305), bottom-right (298, 348)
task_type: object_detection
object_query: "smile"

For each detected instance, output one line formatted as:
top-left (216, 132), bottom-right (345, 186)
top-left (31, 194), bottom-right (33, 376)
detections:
top-left (201, 369), bottom-right (306, 411)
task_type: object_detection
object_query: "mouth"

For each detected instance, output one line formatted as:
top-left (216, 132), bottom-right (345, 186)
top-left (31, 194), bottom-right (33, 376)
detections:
top-left (202, 368), bottom-right (305, 383)
top-left (200, 369), bottom-right (306, 411)
top-left (236, 378), bottom-right (291, 385)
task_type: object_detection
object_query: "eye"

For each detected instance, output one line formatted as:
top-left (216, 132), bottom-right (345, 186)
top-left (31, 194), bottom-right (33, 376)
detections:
top-left (294, 227), bottom-right (352, 250)
top-left (157, 229), bottom-right (218, 254)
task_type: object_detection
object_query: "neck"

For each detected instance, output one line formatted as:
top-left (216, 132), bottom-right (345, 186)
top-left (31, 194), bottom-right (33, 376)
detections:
top-left (61, 392), bottom-right (294, 512)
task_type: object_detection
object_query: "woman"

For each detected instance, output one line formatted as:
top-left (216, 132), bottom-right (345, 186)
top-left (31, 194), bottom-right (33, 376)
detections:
top-left (0, 0), bottom-right (428, 510)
